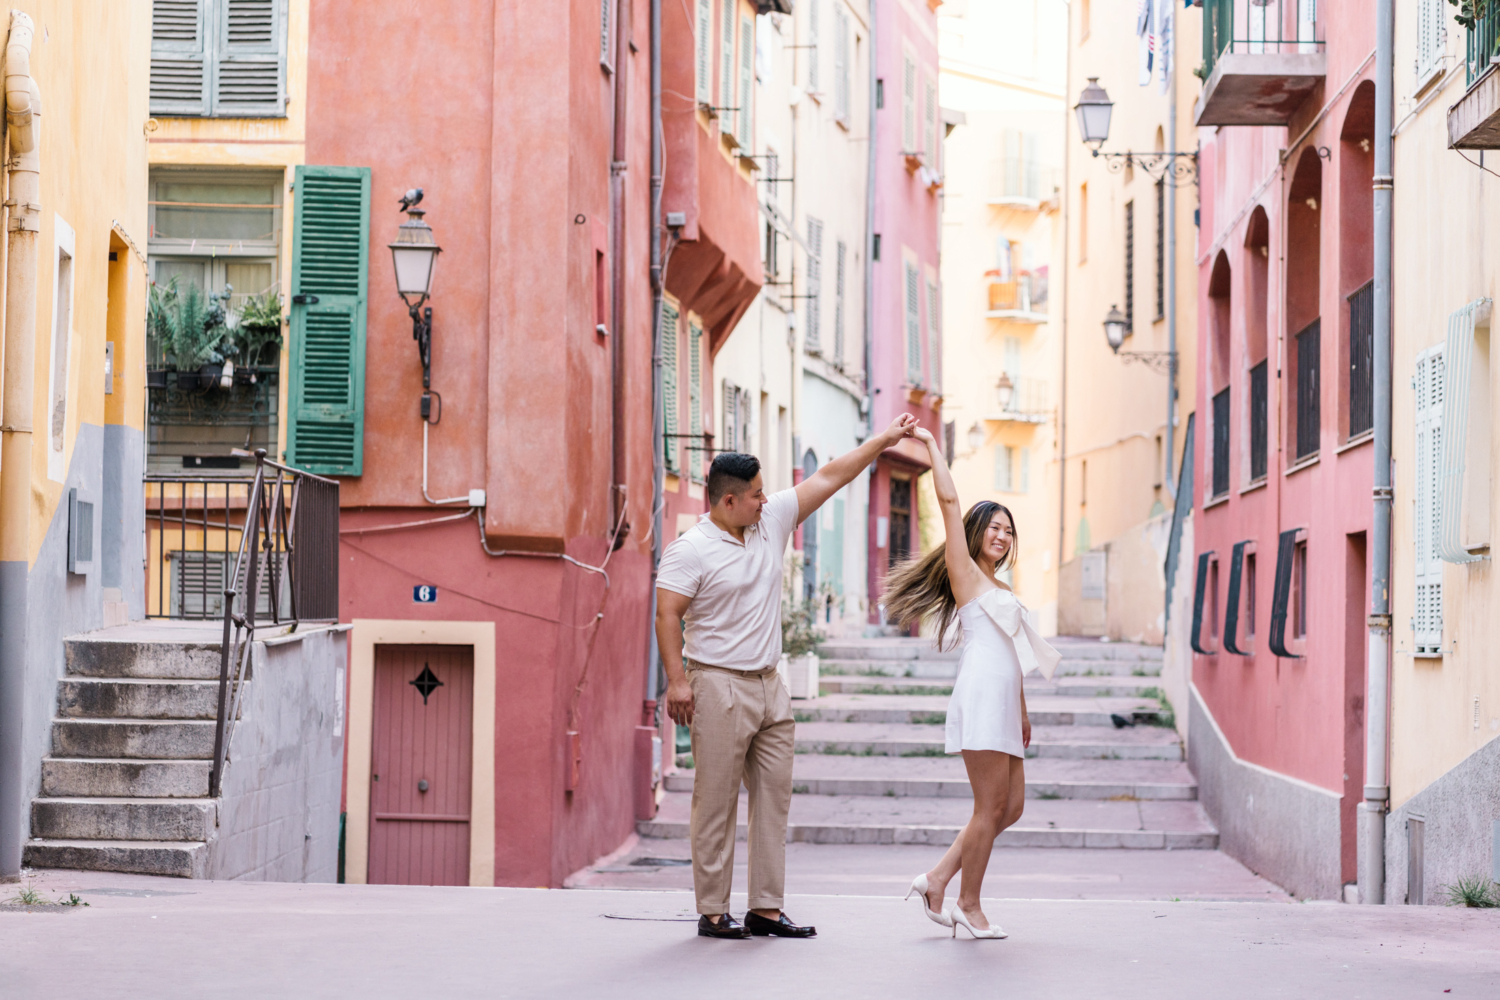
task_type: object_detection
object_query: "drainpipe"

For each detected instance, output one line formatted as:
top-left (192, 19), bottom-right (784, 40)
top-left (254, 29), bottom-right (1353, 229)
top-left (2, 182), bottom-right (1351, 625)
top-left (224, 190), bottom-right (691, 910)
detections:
top-left (862, 0), bottom-right (877, 440)
top-left (646, 0), bottom-right (664, 702)
top-left (1057, 0), bottom-right (1071, 573)
top-left (0, 9), bottom-right (41, 881)
top-left (611, 0), bottom-right (631, 546)
top-left (1163, 1), bottom-right (1178, 500)
top-left (1362, 0), bottom-right (1394, 905)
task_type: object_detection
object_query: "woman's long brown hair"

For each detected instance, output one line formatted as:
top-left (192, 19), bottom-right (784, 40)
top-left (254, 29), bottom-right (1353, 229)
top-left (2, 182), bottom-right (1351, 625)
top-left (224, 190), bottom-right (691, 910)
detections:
top-left (880, 501), bottom-right (1017, 651)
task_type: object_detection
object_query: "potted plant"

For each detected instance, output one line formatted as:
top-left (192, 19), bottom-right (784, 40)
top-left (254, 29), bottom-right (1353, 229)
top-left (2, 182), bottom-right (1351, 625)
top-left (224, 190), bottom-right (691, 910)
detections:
top-left (230, 291), bottom-right (284, 371)
top-left (147, 278), bottom-right (233, 390)
top-left (780, 595), bottom-right (824, 700)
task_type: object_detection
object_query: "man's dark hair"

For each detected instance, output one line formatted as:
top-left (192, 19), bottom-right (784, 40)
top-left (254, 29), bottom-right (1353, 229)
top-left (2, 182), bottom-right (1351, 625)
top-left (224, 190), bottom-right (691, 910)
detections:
top-left (707, 452), bottom-right (761, 505)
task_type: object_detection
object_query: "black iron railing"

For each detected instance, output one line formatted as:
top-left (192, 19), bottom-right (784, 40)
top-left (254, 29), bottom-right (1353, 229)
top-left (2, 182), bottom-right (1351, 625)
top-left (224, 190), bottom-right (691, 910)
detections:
top-left (1467, 6), bottom-right (1500, 86)
top-left (1212, 387), bottom-right (1231, 498)
top-left (1348, 281), bottom-right (1374, 438)
top-left (1295, 319), bottom-right (1321, 460)
top-left (1202, 0), bottom-right (1325, 79)
top-left (147, 450), bottom-right (339, 797)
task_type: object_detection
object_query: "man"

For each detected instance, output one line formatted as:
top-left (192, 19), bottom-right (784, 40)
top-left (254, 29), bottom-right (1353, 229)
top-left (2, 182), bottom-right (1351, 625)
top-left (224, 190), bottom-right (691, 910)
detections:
top-left (655, 413), bottom-right (920, 939)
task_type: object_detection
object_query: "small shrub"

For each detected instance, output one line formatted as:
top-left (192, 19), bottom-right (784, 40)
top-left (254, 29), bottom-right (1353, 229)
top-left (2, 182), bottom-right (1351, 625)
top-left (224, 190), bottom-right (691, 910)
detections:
top-left (1443, 874), bottom-right (1500, 908)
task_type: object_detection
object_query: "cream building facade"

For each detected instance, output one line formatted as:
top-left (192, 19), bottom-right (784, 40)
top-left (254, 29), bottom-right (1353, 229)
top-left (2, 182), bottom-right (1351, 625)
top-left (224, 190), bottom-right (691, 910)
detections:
top-left (934, 0), bottom-right (1066, 630)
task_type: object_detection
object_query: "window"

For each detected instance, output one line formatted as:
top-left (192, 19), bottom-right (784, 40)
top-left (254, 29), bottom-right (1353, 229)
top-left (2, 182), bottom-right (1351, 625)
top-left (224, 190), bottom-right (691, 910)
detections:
top-left (739, 14), bottom-right (754, 148)
top-left (1079, 184), bottom-right (1088, 263)
top-left (595, 251), bottom-right (608, 332)
top-left (1295, 320), bottom-right (1321, 459)
top-left (833, 240), bottom-right (847, 367)
top-left (808, 0), bottom-right (820, 93)
top-left (1209, 557), bottom-right (1220, 643)
top-left (689, 321), bottom-right (704, 482)
top-left (1438, 299), bottom-right (1491, 561)
top-left (1124, 200), bottom-right (1134, 332)
top-left (1268, 529), bottom-right (1301, 656)
top-left (902, 53), bottom-right (917, 152)
top-left (889, 475), bottom-right (912, 564)
top-left (662, 304), bottom-right (680, 474)
top-left (150, 0), bottom-right (288, 118)
top-left (600, 0), bottom-right (612, 66)
top-left (1212, 387), bottom-right (1230, 498)
top-left (806, 217), bottom-right (824, 353)
top-left (696, 0), bottom-right (713, 104)
top-left (47, 218), bottom-right (76, 483)
top-left (1348, 281), bottom-right (1374, 438)
top-left (1414, 346), bottom-right (1444, 653)
top-left (764, 219), bottom-right (779, 280)
top-left (720, 0), bottom-right (735, 130)
top-left (1291, 540), bottom-right (1308, 639)
top-left (1002, 131), bottom-right (1041, 199)
top-left (993, 445), bottom-right (1012, 492)
top-left (147, 168), bottom-right (286, 473)
top-left (904, 260), bottom-right (922, 383)
top-left (1245, 552), bottom-right (1257, 641)
top-left (721, 380), bottom-right (751, 452)
top-left (1417, 0), bottom-right (1446, 85)
top-left (1154, 178), bottom-right (1166, 320)
top-left (1250, 360), bottom-right (1268, 480)
top-left (834, 6), bottom-right (850, 122)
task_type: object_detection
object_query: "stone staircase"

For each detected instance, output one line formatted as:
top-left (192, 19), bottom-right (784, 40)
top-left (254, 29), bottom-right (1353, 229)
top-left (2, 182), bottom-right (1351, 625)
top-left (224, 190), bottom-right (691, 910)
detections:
top-left (641, 635), bottom-right (1218, 850)
top-left (23, 632), bottom-right (228, 878)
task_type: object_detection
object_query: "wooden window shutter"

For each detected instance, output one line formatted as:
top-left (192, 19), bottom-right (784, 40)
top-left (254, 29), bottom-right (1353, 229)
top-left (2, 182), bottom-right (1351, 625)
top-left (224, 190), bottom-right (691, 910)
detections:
top-left (992, 445), bottom-right (1011, 492)
top-left (721, 379), bottom-right (738, 456)
top-left (833, 239), bottom-right (846, 366)
top-left (805, 217), bottom-right (823, 353)
top-left (213, 0), bottom-right (287, 117)
top-left (720, 0), bottom-right (736, 126)
top-left (739, 14), bottom-right (754, 148)
top-left (600, 0), bottom-right (612, 66)
top-left (1416, 0), bottom-right (1443, 83)
top-left (737, 386), bottom-right (752, 452)
top-left (663, 304), bottom-right (681, 474)
top-left (834, 7), bottom-right (849, 120)
top-left (926, 277), bottom-right (941, 393)
top-left (808, 0), bottom-right (820, 93)
top-left (287, 165), bottom-right (370, 476)
top-left (151, 0), bottom-right (209, 116)
top-left (1413, 346), bottom-right (1445, 653)
top-left (689, 320), bottom-right (704, 482)
top-left (923, 77), bottom-right (937, 162)
top-left (902, 54), bottom-right (916, 152)
top-left (905, 262), bottom-right (921, 382)
top-left (696, 0), bottom-right (714, 104)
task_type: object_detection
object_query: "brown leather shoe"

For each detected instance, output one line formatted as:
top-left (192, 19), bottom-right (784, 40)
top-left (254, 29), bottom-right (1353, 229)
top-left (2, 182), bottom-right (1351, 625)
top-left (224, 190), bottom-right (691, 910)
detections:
top-left (697, 913), bottom-right (752, 939)
top-left (744, 910), bottom-right (817, 938)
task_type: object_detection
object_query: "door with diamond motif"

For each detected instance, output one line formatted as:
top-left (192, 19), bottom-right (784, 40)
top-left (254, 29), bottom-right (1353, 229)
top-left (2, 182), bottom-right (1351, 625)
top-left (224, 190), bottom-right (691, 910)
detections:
top-left (369, 644), bottom-right (474, 885)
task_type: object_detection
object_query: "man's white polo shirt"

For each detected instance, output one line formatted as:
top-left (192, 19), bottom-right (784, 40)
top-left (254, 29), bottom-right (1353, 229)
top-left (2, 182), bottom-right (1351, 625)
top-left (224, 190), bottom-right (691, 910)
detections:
top-left (656, 488), bottom-right (800, 671)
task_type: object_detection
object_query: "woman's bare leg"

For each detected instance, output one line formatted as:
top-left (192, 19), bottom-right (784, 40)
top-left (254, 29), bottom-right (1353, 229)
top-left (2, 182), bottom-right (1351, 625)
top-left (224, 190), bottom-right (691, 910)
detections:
top-left (922, 818), bottom-right (970, 912)
top-left (953, 750), bottom-right (1018, 929)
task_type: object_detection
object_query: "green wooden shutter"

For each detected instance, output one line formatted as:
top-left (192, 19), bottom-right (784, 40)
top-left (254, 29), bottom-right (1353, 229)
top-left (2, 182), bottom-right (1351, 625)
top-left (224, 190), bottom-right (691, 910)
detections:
top-left (662, 304), bottom-right (680, 474)
top-left (689, 320), bottom-right (704, 482)
top-left (213, 0), bottom-right (287, 117)
top-left (738, 14), bottom-right (754, 148)
top-left (720, 0), bottom-right (735, 127)
top-left (150, 0), bottom-right (208, 115)
top-left (288, 165), bottom-right (370, 476)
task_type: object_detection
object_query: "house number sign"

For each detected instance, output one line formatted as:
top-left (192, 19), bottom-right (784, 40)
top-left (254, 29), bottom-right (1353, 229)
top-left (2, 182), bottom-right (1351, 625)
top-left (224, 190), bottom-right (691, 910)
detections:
top-left (413, 585), bottom-right (438, 603)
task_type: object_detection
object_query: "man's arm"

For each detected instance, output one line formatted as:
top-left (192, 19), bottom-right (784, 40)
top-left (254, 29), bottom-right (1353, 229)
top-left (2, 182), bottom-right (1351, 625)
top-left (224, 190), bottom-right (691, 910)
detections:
top-left (794, 413), bottom-right (918, 525)
top-left (655, 587), bottom-right (695, 725)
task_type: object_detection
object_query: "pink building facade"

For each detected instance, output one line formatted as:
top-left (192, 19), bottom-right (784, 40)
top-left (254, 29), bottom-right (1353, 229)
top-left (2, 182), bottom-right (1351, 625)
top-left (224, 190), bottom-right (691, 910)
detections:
top-left (868, 0), bottom-right (944, 619)
top-left (1188, 0), bottom-right (1376, 899)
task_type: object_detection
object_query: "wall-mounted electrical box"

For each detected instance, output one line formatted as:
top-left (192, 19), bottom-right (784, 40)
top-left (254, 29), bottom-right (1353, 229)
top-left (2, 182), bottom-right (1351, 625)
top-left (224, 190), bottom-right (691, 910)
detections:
top-left (68, 488), bottom-right (94, 575)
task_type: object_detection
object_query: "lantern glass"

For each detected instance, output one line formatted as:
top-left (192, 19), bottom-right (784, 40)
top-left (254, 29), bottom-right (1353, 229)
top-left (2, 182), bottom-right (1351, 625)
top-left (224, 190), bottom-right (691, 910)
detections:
top-left (1073, 77), bottom-right (1113, 148)
top-left (966, 423), bottom-right (984, 451)
top-left (996, 374), bottom-right (1015, 411)
top-left (1103, 304), bottom-right (1128, 351)
top-left (388, 208), bottom-right (442, 301)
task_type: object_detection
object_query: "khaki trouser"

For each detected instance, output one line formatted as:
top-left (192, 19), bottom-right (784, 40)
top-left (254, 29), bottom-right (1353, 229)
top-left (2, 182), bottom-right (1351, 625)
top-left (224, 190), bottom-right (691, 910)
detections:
top-left (686, 660), bottom-right (795, 915)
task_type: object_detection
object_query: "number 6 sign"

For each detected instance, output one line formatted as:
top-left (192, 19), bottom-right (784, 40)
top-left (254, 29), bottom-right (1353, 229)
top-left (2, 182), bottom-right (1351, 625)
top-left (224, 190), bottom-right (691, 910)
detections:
top-left (413, 585), bottom-right (438, 603)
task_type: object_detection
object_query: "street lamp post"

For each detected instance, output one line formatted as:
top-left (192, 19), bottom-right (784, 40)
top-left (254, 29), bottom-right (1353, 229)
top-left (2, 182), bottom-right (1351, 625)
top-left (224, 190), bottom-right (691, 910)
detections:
top-left (388, 188), bottom-right (443, 390)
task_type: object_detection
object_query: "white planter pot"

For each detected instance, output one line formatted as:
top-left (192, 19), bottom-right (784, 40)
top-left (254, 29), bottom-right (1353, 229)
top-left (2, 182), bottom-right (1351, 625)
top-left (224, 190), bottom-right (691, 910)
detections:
top-left (786, 653), bottom-right (820, 700)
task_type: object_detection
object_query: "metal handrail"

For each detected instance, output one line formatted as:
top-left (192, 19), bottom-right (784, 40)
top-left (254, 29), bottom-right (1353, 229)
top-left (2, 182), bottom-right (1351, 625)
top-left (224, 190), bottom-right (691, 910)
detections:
top-left (1467, 6), bottom-right (1500, 86)
top-left (206, 449), bottom-right (339, 798)
top-left (1202, 0), bottom-right (1325, 80)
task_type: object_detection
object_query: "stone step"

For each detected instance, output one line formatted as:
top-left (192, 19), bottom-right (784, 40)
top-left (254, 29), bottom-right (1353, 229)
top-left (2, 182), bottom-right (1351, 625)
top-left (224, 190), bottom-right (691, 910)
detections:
top-left (57, 678), bottom-right (222, 720)
top-left (817, 638), bottom-right (1163, 665)
top-left (793, 722), bottom-right (1184, 761)
top-left (818, 658), bottom-right (1163, 679)
top-left (664, 756), bottom-right (1197, 800)
top-left (52, 718), bottom-right (217, 760)
top-left (637, 791), bottom-right (1217, 850)
top-left (30, 796), bottom-right (217, 842)
top-left (64, 636), bottom-right (225, 680)
top-left (792, 693), bottom-right (1163, 727)
top-left (41, 757), bottom-right (210, 798)
top-left (817, 676), bottom-right (1168, 698)
top-left (22, 838), bottom-right (208, 878)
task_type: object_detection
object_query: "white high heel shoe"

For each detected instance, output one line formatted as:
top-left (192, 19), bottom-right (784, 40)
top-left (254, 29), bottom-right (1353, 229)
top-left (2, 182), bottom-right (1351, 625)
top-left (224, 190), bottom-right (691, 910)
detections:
top-left (905, 874), bottom-right (953, 927)
top-left (949, 905), bottom-right (1007, 939)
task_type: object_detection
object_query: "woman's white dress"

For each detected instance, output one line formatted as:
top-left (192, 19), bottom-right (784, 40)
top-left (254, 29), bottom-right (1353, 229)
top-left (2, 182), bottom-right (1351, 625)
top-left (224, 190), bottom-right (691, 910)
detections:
top-left (944, 588), bottom-right (1061, 758)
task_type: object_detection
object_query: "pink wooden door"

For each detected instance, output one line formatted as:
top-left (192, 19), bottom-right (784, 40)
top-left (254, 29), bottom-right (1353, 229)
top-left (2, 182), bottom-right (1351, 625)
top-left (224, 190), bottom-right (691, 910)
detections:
top-left (369, 644), bottom-right (474, 886)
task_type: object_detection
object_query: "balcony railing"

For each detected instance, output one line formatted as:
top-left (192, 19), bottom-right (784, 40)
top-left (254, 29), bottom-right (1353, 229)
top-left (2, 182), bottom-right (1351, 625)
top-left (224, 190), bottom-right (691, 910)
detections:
top-left (1467, 5), bottom-right (1500, 86)
top-left (987, 377), bottom-right (1050, 424)
top-left (146, 450), bottom-right (339, 796)
top-left (985, 270), bottom-right (1048, 321)
top-left (1202, 0), bottom-right (1324, 78)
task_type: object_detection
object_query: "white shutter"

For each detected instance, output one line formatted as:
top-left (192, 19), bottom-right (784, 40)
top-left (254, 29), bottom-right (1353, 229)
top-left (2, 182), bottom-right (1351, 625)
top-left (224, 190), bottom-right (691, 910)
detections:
top-left (808, 0), bottom-right (820, 93)
top-left (151, 0), bottom-right (208, 116)
top-left (902, 54), bottom-right (917, 152)
top-left (1416, 0), bottom-right (1444, 83)
top-left (601, 0), bottom-right (612, 65)
top-left (923, 78), bottom-right (937, 163)
top-left (927, 277), bottom-right (941, 393)
top-left (1439, 300), bottom-right (1484, 563)
top-left (721, 0), bottom-right (736, 127)
top-left (993, 445), bottom-right (1012, 492)
top-left (1414, 346), bottom-right (1444, 654)
top-left (806, 217), bottom-right (824, 353)
top-left (721, 379), bottom-right (737, 456)
top-left (213, 0), bottom-right (286, 117)
top-left (834, 7), bottom-right (849, 120)
top-left (905, 262), bottom-right (921, 383)
top-left (739, 14), bottom-right (754, 148)
top-left (833, 240), bottom-right (847, 367)
top-left (663, 305), bottom-right (680, 474)
top-left (1020, 447), bottom-right (1031, 493)
top-left (689, 321), bottom-right (704, 482)
top-left (697, 0), bottom-right (713, 104)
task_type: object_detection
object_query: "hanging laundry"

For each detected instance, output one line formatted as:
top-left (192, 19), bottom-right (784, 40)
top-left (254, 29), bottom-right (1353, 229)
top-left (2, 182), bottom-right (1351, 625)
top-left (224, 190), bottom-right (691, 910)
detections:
top-left (1136, 0), bottom-right (1153, 86)
top-left (1155, 0), bottom-right (1173, 94)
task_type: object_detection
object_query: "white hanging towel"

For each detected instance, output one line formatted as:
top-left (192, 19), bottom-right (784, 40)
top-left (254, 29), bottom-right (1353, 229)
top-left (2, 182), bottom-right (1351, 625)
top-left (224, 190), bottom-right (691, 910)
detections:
top-left (1155, 0), bottom-right (1174, 95)
top-left (1136, 0), bottom-right (1153, 86)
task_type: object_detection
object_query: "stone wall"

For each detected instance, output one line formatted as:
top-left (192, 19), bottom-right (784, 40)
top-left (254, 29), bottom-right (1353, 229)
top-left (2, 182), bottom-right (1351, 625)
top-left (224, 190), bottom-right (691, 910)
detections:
top-left (1383, 734), bottom-right (1500, 906)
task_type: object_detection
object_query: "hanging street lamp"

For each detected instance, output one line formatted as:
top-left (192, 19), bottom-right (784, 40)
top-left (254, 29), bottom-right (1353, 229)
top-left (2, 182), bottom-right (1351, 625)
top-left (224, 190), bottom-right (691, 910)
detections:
top-left (996, 373), bottom-right (1015, 412)
top-left (388, 188), bottom-right (442, 389)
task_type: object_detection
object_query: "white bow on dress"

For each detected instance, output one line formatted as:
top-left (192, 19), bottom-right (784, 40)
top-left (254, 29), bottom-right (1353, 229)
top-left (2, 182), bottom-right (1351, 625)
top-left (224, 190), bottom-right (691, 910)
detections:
top-left (976, 588), bottom-right (1062, 681)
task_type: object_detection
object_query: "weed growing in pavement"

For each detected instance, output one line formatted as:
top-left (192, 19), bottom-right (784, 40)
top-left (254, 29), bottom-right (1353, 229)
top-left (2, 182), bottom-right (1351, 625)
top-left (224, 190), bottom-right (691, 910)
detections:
top-left (1151, 692), bottom-right (1177, 729)
top-left (1037, 790), bottom-right (1062, 800)
top-left (884, 789), bottom-right (897, 797)
top-left (792, 784), bottom-right (811, 795)
top-left (793, 711), bottom-right (816, 723)
top-left (8, 884), bottom-right (45, 906)
top-left (905, 668), bottom-right (916, 678)
top-left (816, 744), bottom-right (880, 756)
top-left (675, 754), bottom-right (694, 769)
top-left (1443, 875), bottom-right (1500, 907)
top-left (858, 665), bottom-right (891, 677)
top-left (909, 712), bottom-right (946, 725)
top-left (1132, 668), bottom-right (1149, 677)
top-left (1139, 687), bottom-right (1163, 700)
top-left (900, 746), bottom-right (948, 757)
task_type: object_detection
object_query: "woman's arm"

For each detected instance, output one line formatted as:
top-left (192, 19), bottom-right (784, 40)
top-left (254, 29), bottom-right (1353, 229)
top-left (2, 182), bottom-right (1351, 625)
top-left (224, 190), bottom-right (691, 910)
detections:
top-left (913, 427), bottom-right (983, 602)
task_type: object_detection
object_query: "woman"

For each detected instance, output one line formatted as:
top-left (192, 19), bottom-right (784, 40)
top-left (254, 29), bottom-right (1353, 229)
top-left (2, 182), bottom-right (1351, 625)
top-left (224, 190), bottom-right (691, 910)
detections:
top-left (886, 426), bottom-right (1059, 939)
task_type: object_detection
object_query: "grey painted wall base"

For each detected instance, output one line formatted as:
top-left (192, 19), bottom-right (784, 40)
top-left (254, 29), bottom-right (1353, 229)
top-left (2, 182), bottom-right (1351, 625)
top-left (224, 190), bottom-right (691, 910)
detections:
top-left (1188, 684), bottom-right (1342, 899)
top-left (1383, 734), bottom-right (1500, 906)
top-left (211, 626), bottom-right (347, 882)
